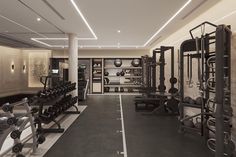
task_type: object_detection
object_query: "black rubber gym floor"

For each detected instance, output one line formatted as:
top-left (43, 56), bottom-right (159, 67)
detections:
top-left (44, 95), bottom-right (213, 157)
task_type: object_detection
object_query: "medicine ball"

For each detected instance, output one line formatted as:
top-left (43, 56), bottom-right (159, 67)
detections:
top-left (114, 59), bottom-right (122, 67)
top-left (115, 87), bottom-right (119, 92)
top-left (131, 59), bottom-right (141, 67)
top-left (183, 96), bottom-right (191, 103)
top-left (120, 87), bottom-right (124, 92)
top-left (104, 71), bottom-right (109, 76)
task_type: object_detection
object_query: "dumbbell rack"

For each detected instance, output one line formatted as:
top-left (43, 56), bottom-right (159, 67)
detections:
top-left (35, 79), bottom-right (80, 134)
top-left (179, 22), bottom-right (234, 157)
top-left (0, 98), bottom-right (43, 157)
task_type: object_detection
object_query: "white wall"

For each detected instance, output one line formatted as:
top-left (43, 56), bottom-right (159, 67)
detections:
top-left (0, 46), bottom-right (27, 97)
top-left (0, 46), bottom-right (52, 97)
top-left (151, 0), bottom-right (236, 137)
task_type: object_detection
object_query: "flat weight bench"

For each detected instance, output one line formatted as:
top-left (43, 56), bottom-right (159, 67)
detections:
top-left (134, 96), bottom-right (161, 111)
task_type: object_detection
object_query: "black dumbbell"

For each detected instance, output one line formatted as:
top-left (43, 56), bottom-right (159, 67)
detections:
top-left (48, 107), bottom-right (59, 117)
top-left (2, 103), bottom-right (14, 112)
top-left (12, 143), bottom-right (24, 153)
top-left (10, 130), bottom-right (22, 139)
top-left (37, 135), bottom-right (46, 144)
top-left (7, 117), bottom-right (18, 125)
top-left (16, 154), bottom-right (25, 157)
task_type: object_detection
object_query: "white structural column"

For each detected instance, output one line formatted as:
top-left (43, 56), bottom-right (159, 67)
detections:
top-left (68, 33), bottom-right (78, 102)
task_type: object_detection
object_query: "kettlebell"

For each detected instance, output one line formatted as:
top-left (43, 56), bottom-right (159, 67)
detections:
top-left (116, 72), bottom-right (120, 76)
top-left (115, 87), bottom-right (119, 92)
top-left (104, 71), bottom-right (109, 76)
top-left (120, 87), bottom-right (124, 92)
top-left (195, 117), bottom-right (201, 129)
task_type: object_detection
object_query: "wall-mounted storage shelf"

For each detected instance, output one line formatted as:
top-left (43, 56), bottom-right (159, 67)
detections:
top-left (104, 66), bottom-right (142, 69)
top-left (103, 58), bottom-right (142, 93)
top-left (91, 58), bottom-right (103, 93)
top-left (104, 76), bottom-right (142, 78)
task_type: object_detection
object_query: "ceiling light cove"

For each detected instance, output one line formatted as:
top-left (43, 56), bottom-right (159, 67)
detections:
top-left (70, 0), bottom-right (97, 40)
top-left (143, 0), bottom-right (192, 46)
top-left (31, 0), bottom-right (192, 49)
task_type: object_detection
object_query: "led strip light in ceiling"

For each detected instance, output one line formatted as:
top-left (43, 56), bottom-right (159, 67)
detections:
top-left (1, 0), bottom-right (191, 48)
top-left (169, 9), bottom-right (236, 46)
top-left (32, 0), bottom-right (192, 48)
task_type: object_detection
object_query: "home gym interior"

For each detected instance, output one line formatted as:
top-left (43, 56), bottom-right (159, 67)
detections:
top-left (0, 0), bottom-right (236, 157)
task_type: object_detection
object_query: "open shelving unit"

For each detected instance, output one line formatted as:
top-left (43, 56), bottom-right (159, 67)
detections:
top-left (91, 58), bottom-right (103, 94)
top-left (103, 58), bottom-right (142, 94)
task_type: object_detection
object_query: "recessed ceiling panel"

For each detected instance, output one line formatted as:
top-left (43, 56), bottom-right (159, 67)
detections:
top-left (21, 0), bottom-right (94, 38)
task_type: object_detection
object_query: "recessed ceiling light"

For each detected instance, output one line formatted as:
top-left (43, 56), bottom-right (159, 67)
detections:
top-left (117, 30), bottom-right (121, 33)
top-left (37, 17), bottom-right (41, 22)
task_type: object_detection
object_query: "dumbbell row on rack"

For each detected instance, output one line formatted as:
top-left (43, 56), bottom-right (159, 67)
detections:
top-left (37, 82), bottom-right (76, 100)
top-left (39, 95), bottom-right (78, 124)
top-left (0, 98), bottom-right (45, 157)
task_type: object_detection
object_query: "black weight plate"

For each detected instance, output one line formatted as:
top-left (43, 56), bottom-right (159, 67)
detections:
top-left (169, 77), bottom-right (177, 84)
top-left (168, 87), bottom-right (178, 94)
top-left (158, 85), bottom-right (166, 91)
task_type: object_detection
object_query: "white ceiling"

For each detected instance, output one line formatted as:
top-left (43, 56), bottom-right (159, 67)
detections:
top-left (0, 0), bottom-right (220, 49)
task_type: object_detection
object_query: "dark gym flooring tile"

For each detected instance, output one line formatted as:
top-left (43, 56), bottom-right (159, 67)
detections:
top-left (44, 95), bottom-right (213, 157)
top-left (121, 95), bottom-right (213, 157)
top-left (44, 95), bottom-right (123, 157)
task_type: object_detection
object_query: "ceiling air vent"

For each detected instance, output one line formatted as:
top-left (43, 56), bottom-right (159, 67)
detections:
top-left (42, 0), bottom-right (65, 20)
